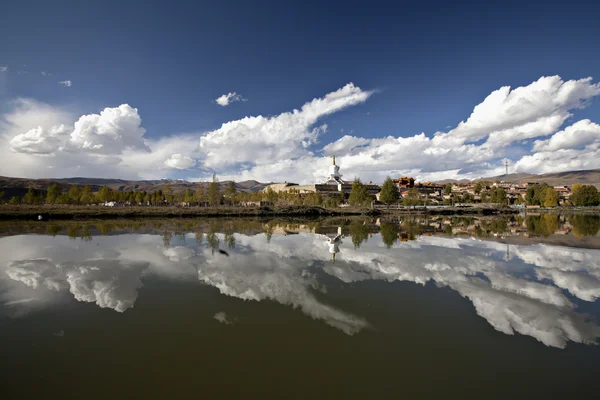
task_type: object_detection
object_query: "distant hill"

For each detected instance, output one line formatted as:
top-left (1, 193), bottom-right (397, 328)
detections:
top-left (436, 169), bottom-right (600, 188)
top-left (0, 176), bottom-right (269, 199)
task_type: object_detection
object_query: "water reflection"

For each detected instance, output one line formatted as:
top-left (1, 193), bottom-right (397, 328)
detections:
top-left (1, 215), bottom-right (600, 348)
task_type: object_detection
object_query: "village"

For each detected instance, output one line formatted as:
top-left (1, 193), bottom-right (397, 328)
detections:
top-left (259, 155), bottom-right (596, 208)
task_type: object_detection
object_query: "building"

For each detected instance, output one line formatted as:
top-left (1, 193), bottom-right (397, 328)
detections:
top-left (262, 155), bottom-right (381, 197)
top-left (323, 155), bottom-right (345, 185)
top-left (392, 176), bottom-right (415, 189)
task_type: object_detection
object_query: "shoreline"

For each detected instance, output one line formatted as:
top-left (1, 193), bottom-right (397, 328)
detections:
top-left (0, 204), bottom-right (530, 220)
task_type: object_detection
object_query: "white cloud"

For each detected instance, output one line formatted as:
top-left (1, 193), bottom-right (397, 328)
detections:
top-left (41, 71), bottom-right (51, 76)
top-left (199, 83), bottom-right (372, 169)
top-left (2, 76), bottom-right (600, 182)
top-left (0, 66), bottom-right (7, 72)
top-left (215, 92), bottom-right (247, 106)
top-left (69, 104), bottom-right (148, 154)
top-left (58, 80), bottom-right (72, 87)
top-left (10, 124), bottom-right (70, 154)
top-left (532, 119), bottom-right (600, 152)
top-left (164, 154), bottom-right (196, 169)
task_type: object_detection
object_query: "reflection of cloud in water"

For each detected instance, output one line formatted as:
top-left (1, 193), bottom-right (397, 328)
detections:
top-left (163, 246), bottom-right (196, 262)
top-left (1, 231), bottom-right (600, 346)
top-left (4, 255), bottom-right (148, 313)
top-left (6, 259), bottom-right (66, 291)
top-left (64, 260), bottom-right (148, 312)
top-left (317, 235), bottom-right (600, 348)
top-left (214, 311), bottom-right (232, 325)
top-left (199, 249), bottom-right (369, 335)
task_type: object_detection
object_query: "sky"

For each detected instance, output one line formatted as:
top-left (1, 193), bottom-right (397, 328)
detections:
top-left (1, 0), bottom-right (600, 183)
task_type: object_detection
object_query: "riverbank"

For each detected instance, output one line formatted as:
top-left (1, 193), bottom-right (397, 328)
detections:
top-left (0, 205), bottom-right (373, 220)
top-left (0, 204), bottom-right (528, 220)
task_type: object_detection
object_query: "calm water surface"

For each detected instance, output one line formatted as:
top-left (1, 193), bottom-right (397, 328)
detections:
top-left (1, 215), bottom-right (600, 399)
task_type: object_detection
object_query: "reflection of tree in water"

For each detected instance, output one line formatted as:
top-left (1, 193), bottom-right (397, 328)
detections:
top-left (348, 221), bottom-right (370, 248)
top-left (264, 221), bottom-right (276, 244)
top-left (162, 230), bottom-right (173, 248)
top-left (380, 222), bottom-right (400, 248)
top-left (97, 222), bottom-right (115, 235)
top-left (67, 225), bottom-right (81, 240)
top-left (46, 225), bottom-right (62, 236)
top-left (206, 233), bottom-right (220, 254)
top-left (485, 219), bottom-right (508, 234)
top-left (174, 231), bottom-right (186, 244)
top-left (195, 231), bottom-right (204, 244)
top-left (81, 225), bottom-right (92, 242)
top-left (402, 219), bottom-right (421, 241)
top-left (571, 215), bottom-right (600, 237)
top-left (225, 232), bottom-right (236, 250)
top-left (526, 214), bottom-right (559, 237)
top-left (444, 224), bottom-right (453, 235)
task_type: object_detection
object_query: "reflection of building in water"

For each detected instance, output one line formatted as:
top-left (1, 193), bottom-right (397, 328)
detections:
top-left (325, 227), bottom-right (343, 263)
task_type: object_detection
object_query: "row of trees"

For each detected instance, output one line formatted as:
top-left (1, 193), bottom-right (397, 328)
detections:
top-left (570, 184), bottom-right (600, 207)
top-left (525, 183), bottom-right (560, 207)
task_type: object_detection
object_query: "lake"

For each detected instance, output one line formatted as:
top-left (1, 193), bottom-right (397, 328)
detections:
top-left (1, 214), bottom-right (600, 399)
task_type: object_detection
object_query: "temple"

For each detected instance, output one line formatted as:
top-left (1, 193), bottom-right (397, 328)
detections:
top-left (323, 155), bottom-right (345, 185)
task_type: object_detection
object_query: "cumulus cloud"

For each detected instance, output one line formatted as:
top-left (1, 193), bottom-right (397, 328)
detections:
top-left (215, 92), bottom-right (247, 106)
top-left (41, 71), bottom-right (51, 76)
top-left (532, 119), bottom-right (600, 152)
top-left (164, 153), bottom-right (196, 169)
top-left (199, 83), bottom-right (372, 169)
top-left (3, 76), bottom-right (600, 182)
top-left (10, 124), bottom-right (70, 154)
top-left (0, 66), bottom-right (7, 72)
top-left (58, 80), bottom-right (72, 87)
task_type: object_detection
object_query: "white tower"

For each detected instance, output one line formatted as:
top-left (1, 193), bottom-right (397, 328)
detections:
top-left (324, 155), bottom-right (343, 185)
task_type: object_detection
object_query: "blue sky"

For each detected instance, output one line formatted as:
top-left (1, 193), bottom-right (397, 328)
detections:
top-left (1, 0), bottom-right (600, 183)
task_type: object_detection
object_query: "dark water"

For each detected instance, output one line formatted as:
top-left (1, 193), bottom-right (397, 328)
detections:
top-left (1, 214), bottom-right (600, 399)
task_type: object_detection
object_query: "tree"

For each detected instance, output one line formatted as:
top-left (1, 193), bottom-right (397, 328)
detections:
top-left (543, 187), bottom-right (559, 207)
top-left (98, 185), bottom-right (112, 203)
top-left (195, 185), bottom-right (206, 206)
top-left (225, 181), bottom-right (237, 205)
top-left (264, 187), bottom-right (277, 204)
top-left (570, 184), bottom-right (599, 207)
top-left (46, 184), bottom-right (62, 204)
top-left (380, 177), bottom-right (400, 205)
top-left (163, 184), bottom-right (174, 205)
top-left (68, 186), bottom-right (81, 204)
top-left (303, 193), bottom-right (322, 206)
top-left (80, 186), bottom-right (94, 204)
top-left (9, 196), bottom-right (19, 204)
top-left (525, 185), bottom-right (537, 205)
top-left (23, 188), bottom-right (40, 204)
top-left (348, 179), bottom-right (371, 207)
top-left (134, 190), bottom-right (144, 205)
top-left (208, 174), bottom-right (221, 206)
top-left (489, 187), bottom-right (507, 204)
top-left (474, 182), bottom-right (483, 194)
top-left (183, 189), bottom-right (194, 205)
top-left (402, 188), bottom-right (419, 208)
top-left (444, 184), bottom-right (452, 195)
